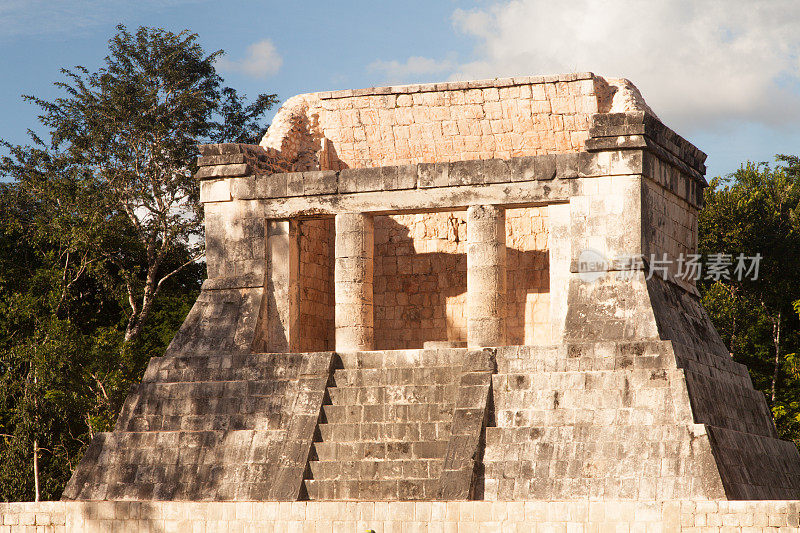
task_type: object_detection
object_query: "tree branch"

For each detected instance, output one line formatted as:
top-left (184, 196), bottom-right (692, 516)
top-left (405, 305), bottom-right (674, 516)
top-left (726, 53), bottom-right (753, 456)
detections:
top-left (155, 253), bottom-right (203, 293)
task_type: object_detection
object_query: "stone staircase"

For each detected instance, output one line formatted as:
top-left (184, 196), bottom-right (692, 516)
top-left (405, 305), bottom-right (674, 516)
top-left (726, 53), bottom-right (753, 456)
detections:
top-left (304, 350), bottom-right (465, 500)
top-left (64, 347), bottom-right (496, 502)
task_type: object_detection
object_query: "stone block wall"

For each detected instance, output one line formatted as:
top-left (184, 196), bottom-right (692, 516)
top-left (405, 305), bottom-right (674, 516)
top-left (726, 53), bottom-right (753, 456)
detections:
top-left (261, 74), bottom-right (656, 171)
top-left (373, 212), bottom-right (468, 350)
top-left (7, 500), bottom-right (800, 531)
top-left (643, 177), bottom-right (698, 286)
top-left (483, 342), bottom-right (727, 501)
top-left (505, 206), bottom-right (550, 345)
top-left (315, 78), bottom-right (595, 169)
top-left (62, 352), bottom-right (334, 502)
top-left (568, 174), bottom-right (641, 277)
top-left (195, 143), bottom-right (293, 180)
top-left (165, 287), bottom-right (264, 356)
top-left (373, 208), bottom-right (550, 350)
top-left (297, 218), bottom-right (335, 352)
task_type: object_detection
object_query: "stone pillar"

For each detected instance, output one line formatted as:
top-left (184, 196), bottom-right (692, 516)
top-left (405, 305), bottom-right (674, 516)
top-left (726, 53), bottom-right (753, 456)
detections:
top-left (548, 203), bottom-right (571, 342)
top-left (334, 213), bottom-right (374, 351)
top-left (264, 220), bottom-right (300, 352)
top-left (467, 205), bottom-right (507, 348)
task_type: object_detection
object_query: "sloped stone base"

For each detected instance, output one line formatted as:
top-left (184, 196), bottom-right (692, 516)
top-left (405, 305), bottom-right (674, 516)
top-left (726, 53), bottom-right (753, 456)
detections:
top-left (64, 343), bottom-right (800, 502)
top-left (62, 352), bottom-right (334, 501)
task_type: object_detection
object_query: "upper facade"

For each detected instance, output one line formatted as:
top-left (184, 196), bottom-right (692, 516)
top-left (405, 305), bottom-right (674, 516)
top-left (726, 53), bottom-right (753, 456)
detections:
top-left (190, 72), bottom-right (707, 356)
top-left (259, 73), bottom-right (661, 170)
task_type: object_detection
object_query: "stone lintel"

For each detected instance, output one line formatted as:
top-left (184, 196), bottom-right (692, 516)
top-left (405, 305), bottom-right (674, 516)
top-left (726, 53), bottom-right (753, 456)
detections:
top-left (221, 180), bottom-right (571, 221)
top-left (196, 149), bottom-right (700, 210)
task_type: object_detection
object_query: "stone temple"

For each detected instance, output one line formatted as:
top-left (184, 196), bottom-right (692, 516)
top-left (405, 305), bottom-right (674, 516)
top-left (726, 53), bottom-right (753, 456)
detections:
top-left (31, 73), bottom-right (800, 529)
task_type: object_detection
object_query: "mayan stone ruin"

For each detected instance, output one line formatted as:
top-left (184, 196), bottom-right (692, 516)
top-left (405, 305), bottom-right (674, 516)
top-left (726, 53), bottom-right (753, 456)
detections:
top-left (44, 72), bottom-right (800, 529)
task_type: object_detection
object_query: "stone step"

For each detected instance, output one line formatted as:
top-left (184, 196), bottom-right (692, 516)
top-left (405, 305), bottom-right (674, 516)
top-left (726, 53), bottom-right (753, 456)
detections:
top-left (300, 352), bottom-right (465, 502)
top-left (317, 421), bottom-right (452, 442)
top-left (143, 353), bottom-right (310, 381)
top-left (321, 403), bottom-right (454, 424)
top-left (122, 411), bottom-right (286, 432)
top-left (312, 440), bottom-right (447, 461)
top-left (331, 367), bottom-right (459, 387)
top-left (150, 352), bottom-right (308, 370)
top-left (304, 478), bottom-right (436, 501)
top-left (336, 349), bottom-right (466, 370)
top-left (308, 458), bottom-right (444, 480)
top-left (135, 384), bottom-right (291, 405)
top-left (326, 385), bottom-right (457, 406)
top-left (73, 429), bottom-right (286, 491)
top-left (495, 343), bottom-right (750, 381)
top-left (491, 368), bottom-right (681, 415)
top-left (120, 380), bottom-right (295, 432)
top-left (135, 379), bottom-right (295, 399)
top-left (493, 369), bottom-right (678, 390)
top-left (146, 366), bottom-right (306, 383)
top-left (91, 430), bottom-right (285, 457)
top-left (73, 429), bottom-right (286, 501)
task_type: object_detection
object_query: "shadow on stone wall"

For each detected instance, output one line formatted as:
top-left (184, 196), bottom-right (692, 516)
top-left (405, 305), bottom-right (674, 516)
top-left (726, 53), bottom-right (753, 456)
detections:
top-left (297, 218), bottom-right (336, 352)
top-left (78, 501), bottom-right (165, 532)
top-left (374, 216), bottom-right (548, 350)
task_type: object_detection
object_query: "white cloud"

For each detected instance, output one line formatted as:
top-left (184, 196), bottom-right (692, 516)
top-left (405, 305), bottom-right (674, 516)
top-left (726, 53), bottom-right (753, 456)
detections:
top-left (217, 39), bottom-right (283, 79)
top-left (369, 56), bottom-right (456, 85)
top-left (446, 0), bottom-right (800, 131)
top-left (372, 1), bottom-right (800, 133)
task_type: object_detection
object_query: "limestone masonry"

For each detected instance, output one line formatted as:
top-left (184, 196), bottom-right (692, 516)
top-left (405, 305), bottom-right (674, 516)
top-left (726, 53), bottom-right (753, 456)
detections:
top-left (47, 73), bottom-right (800, 529)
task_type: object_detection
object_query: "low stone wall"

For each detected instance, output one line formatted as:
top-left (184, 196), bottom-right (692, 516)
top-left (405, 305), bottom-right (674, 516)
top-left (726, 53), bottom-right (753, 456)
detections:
top-left (3, 500), bottom-right (800, 531)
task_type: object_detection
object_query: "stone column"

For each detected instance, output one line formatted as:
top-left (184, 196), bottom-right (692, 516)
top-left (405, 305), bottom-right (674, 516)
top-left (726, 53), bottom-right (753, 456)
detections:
top-left (467, 205), bottom-right (507, 348)
top-left (548, 203), bottom-right (571, 342)
top-left (334, 213), bottom-right (374, 351)
top-left (264, 220), bottom-right (300, 352)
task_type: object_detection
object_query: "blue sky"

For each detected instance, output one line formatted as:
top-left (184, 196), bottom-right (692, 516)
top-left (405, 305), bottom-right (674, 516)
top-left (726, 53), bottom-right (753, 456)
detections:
top-left (2, 0), bottom-right (800, 179)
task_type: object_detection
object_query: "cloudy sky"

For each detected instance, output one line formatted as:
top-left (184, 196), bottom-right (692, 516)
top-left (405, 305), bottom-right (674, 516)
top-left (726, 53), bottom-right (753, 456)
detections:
top-left (2, 0), bottom-right (799, 179)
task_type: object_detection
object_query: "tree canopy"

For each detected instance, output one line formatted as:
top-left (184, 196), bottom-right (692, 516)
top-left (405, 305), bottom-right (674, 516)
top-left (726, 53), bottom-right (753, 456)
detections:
top-left (699, 155), bottom-right (800, 440)
top-left (0, 25), bottom-right (277, 500)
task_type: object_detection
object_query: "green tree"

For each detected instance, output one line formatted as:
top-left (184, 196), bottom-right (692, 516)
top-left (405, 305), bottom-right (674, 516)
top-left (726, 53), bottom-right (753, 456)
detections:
top-left (0, 24), bottom-right (277, 500)
top-left (699, 156), bottom-right (800, 440)
top-left (9, 24), bottom-right (277, 344)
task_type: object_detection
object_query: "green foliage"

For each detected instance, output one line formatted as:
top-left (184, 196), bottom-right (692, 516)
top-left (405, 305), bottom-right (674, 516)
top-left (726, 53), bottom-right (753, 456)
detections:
top-left (8, 24), bottom-right (276, 344)
top-left (699, 155), bottom-right (800, 442)
top-left (0, 25), bottom-right (276, 500)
